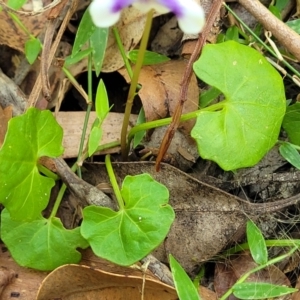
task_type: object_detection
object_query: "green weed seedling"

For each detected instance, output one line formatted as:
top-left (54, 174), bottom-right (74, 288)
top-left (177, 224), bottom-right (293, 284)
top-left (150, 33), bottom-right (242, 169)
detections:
top-left (66, 8), bottom-right (108, 77)
top-left (0, 35), bottom-right (175, 268)
top-left (87, 79), bottom-right (110, 157)
top-left (221, 220), bottom-right (298, 299)
top-left (0, 14), bottom-right (175, 266)
top-left (169, 220), bottom-right (299, 299)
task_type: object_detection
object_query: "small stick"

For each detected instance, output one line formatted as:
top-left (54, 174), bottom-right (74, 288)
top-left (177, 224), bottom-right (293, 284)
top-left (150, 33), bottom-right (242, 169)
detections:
top-left (238, 0), bottom-right (300, 61)
top-left (27, 0), bottom-right (78, 107)
top-left (41, 0), bottom-right (69, 101)
top-left (140, 254), bottom-right (174, 287)
top-left (155, 0), bottom-right (223, 171)
top-left (53, 157), bottom-right (117, 210)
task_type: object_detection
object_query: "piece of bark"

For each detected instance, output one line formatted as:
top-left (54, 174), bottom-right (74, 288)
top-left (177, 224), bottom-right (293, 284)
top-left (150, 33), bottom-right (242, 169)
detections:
top-left (53, 157), bottom-right (117, 211)
top-left (0, 69), bottom-right (26, 115)
top-left (55, 111), bottom-right (137, 158)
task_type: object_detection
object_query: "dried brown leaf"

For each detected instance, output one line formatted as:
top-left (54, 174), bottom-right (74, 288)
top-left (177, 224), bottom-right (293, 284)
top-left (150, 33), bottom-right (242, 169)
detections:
top-left (119, 60), bottom-right (199, 134)
top-left (54, 111), bottom-right (137, 158)
top-left (37, 263), bottom-right (177, 300)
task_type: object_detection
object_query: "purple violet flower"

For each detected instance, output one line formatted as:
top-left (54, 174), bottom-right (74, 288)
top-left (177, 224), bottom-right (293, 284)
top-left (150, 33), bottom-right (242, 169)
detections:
top-left (89, 0), bottom-right (205, 34)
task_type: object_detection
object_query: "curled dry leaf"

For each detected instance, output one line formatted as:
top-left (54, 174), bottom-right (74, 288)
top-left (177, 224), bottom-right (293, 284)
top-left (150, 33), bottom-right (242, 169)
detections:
top-left (37, 264), bottom-right (177, 299)
top-left (151, 16), bottom-right (183, 57)
top-left (0, 0), bottom-right (59, 52)
top-left (81, 249), bottom-right (216, 299)
top-left (0, 245), bottom-right (214, 299)
top-left (37, 248), bottom-right (217, 300)
top-left (119, 60), bottom-right (199, 134)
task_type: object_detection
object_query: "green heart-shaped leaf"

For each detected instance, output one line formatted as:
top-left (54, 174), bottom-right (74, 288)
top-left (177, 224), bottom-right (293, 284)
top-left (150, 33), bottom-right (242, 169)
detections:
top-left (192, 41), bottom-right (286, 170)
top-left (81, 174), bottom-right (175, 266)
top-left (0, 108), bottom-right (64, 220)
top-left (1, 209), bottom-right (88, 271)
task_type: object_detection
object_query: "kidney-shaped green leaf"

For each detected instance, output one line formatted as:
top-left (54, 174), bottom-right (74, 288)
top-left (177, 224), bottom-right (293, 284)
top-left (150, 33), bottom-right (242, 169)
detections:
top-left (81, 173), bottom-right (175, 266)
top-left (1, 209), bottom-right (88, 271)
top-left (192, 41), bottom-right (286, 170)
top-left (0, 108), bottom-right (64, 220)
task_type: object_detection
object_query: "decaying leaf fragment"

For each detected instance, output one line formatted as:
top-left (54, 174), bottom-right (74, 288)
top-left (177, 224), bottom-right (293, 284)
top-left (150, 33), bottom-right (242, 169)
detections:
top-left (37, 264), bottom-right (178, 299)
top-left (119, 60), bottom-right (199, 134)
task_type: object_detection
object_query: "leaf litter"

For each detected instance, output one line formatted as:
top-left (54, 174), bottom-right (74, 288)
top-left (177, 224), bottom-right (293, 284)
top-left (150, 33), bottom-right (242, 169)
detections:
top-left (1, 0), bottom-right (300, 298)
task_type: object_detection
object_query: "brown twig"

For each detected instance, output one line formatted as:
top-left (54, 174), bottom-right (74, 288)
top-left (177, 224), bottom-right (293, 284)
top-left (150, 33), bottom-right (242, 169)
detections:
top-left (27, 0), bottom-right (78, 107)
top-left (238, 0), bottom-right (300, 61)
top-left (41, 22), bottom-right (56, 101)
top-left (41, 0), bottom-right (70, 101)
top-left (53, 157), bottom-right (117, 210)
top-left (155, 0), bottom-right (223, 171)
